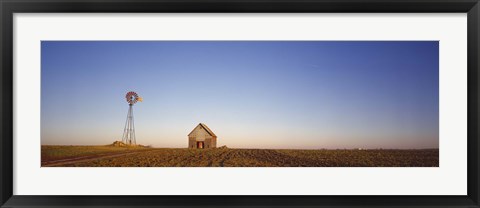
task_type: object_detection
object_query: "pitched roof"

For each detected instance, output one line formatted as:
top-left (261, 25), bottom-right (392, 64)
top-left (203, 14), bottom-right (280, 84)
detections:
top-left (188, 123), bottom-right (216, 137)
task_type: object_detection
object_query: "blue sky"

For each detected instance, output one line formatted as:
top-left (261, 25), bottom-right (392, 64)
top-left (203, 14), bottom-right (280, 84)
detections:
top-left (41, 41), bottom-right (439, 149)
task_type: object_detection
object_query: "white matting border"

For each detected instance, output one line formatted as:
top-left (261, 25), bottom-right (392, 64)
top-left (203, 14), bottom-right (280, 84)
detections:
top-left (13, 13), bottom-right (467, 195)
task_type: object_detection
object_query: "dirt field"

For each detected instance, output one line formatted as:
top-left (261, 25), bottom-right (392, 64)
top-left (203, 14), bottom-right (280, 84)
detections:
top-left (41, 146), bottom-right (438, 167)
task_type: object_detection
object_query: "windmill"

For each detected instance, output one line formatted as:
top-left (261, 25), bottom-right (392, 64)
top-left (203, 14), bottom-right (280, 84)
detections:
top-left (122, 91), bottom-right (143, 145)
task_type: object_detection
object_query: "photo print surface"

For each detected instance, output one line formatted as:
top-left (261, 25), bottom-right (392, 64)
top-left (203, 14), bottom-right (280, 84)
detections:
top-left (41, 41), bottom-right (439, 167)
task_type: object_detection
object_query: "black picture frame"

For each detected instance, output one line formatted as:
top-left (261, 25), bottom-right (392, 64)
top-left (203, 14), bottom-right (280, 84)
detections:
top-left (1, 0), bottom-right (479, 207)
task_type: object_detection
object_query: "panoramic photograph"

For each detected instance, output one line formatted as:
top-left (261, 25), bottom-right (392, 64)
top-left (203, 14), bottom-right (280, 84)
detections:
top-left (41, 41), bottom-right (439, 167)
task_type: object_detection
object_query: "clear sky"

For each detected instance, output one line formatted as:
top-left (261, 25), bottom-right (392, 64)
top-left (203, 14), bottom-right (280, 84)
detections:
top-left (41, 41), bottom-right (439, 149)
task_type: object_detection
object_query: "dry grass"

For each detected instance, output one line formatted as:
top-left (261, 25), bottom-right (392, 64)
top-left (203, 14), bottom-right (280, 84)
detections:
top-left (42, 146), bottom-right (439, 167)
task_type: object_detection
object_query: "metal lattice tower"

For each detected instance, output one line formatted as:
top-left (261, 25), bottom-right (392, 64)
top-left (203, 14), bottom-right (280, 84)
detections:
top-left (122, 91), bottom-right (142, 145)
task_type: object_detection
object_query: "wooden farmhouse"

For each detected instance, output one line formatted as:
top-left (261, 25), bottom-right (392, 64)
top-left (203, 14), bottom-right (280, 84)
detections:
top-left (188, 123), bottom-right (217, 149)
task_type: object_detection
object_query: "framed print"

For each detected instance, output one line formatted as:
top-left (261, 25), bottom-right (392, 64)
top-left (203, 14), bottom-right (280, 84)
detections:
top-left (1, 0), bottom-right (479, 207)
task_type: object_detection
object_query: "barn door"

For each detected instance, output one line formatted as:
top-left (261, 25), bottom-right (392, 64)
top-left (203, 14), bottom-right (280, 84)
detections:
top-left (197, 141), bottom-right (204, 149)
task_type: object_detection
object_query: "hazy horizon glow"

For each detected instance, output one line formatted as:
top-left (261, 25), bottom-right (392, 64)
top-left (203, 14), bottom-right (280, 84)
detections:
top-left (41, 41), bottom-right (439, 149)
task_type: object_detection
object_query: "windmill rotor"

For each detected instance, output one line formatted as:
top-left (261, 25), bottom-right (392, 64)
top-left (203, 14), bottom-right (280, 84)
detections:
top-left (126, 91), bottom-right (142, 105)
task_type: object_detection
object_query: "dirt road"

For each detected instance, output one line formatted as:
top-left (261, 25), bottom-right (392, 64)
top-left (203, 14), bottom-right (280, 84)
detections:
top-left (42, 149), bottom-right (158, 167)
